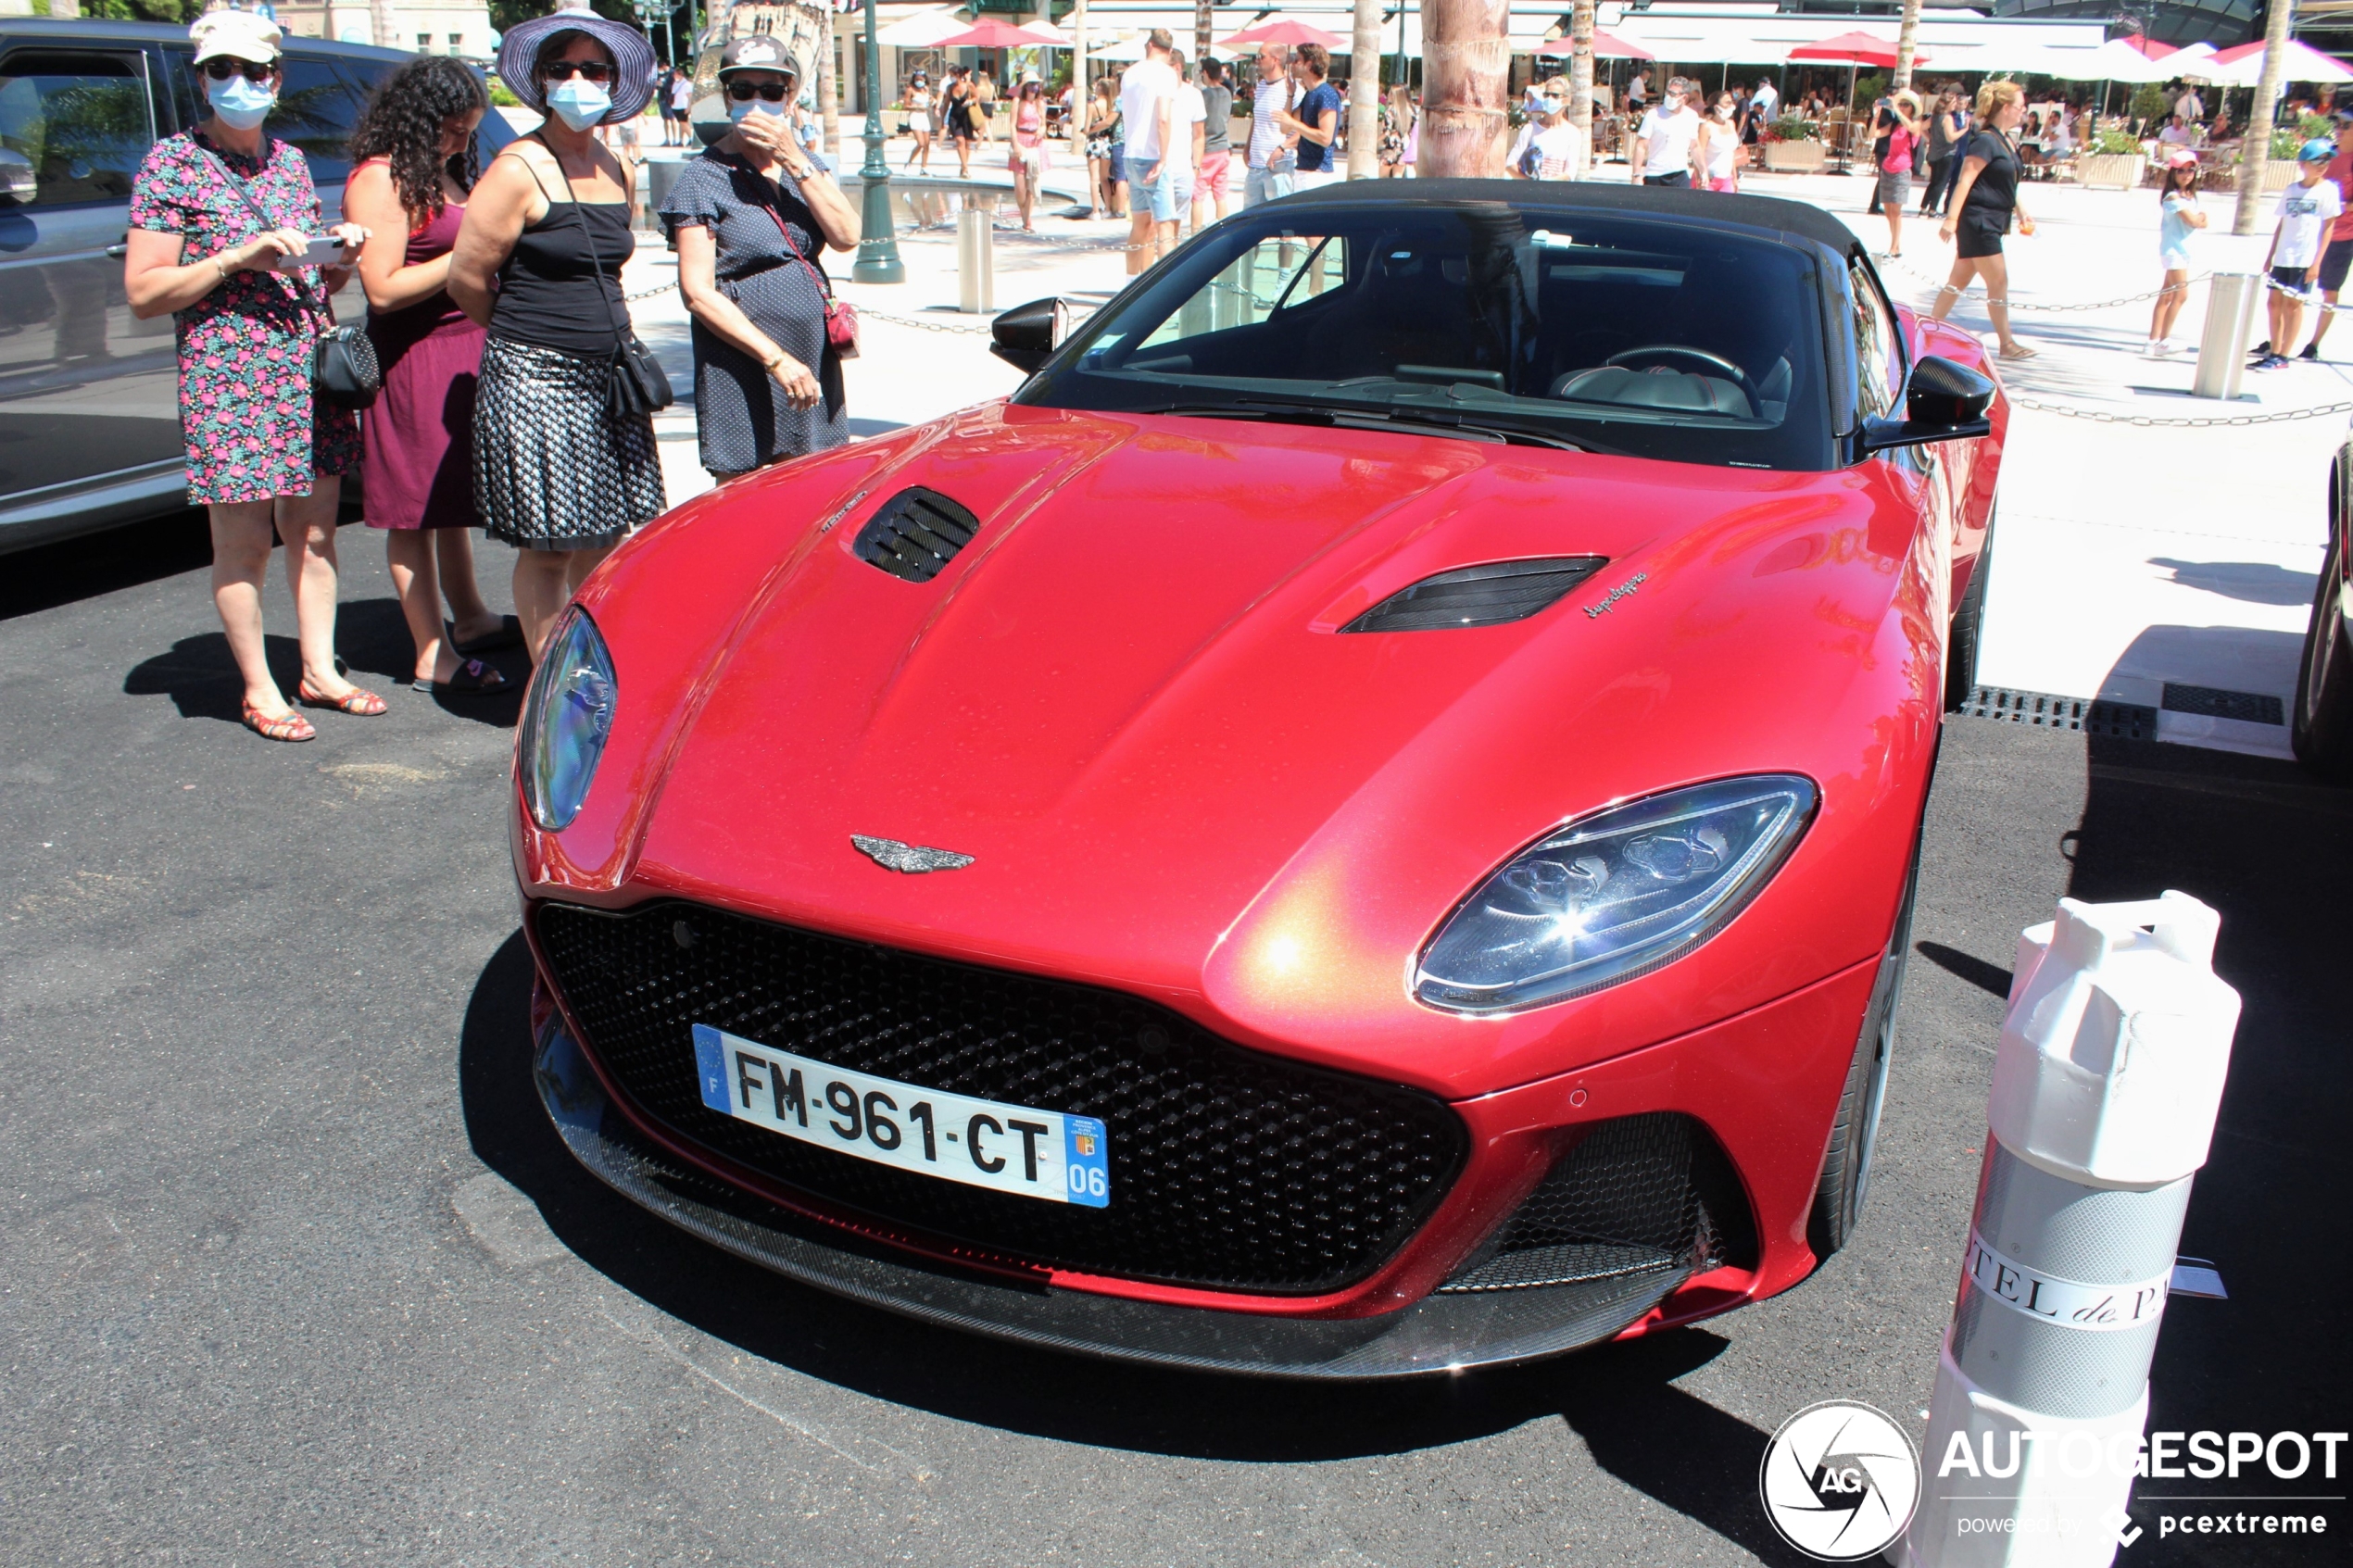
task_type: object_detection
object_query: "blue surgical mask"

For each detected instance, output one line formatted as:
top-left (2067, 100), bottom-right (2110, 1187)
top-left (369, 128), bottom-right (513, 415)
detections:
top-left (727, 99), bottom-right (772, 126)
top-left (207, 74), bottom-right (276, 132)
top-left (546, 78), bottom-right (611, 132)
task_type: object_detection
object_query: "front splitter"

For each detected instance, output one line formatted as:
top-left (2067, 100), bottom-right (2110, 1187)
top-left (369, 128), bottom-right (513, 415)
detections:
top-left (535, 1018), bottom-right (1686, 1379)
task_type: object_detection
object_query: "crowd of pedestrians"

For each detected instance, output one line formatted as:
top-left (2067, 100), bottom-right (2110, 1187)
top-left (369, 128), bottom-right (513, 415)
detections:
top-left (124, 10), bottom-right (858, 743)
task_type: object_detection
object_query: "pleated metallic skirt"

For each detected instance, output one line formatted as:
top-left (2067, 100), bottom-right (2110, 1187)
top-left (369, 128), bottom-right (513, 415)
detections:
top-left (474, 335), bottom-right (666, 552)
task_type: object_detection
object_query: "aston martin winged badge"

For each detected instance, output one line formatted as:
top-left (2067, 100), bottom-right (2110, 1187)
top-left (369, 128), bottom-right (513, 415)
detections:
top-left (850, 834), bottom-right (975, 873)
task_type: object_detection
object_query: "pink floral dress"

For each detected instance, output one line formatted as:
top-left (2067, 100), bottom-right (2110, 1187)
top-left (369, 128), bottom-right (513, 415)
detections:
top-left (127, 131), bottom-right (361, 506)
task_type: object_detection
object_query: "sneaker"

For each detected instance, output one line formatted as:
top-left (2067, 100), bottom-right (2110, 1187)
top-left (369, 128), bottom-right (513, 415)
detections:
top-left (2302, 343), bottom-right (2322, 360)
top-left (2253, 340), bottom-right (2272, 356)
top-left (2154, 339), bottom-right (2180, 358)
top-left (2253, 354), bottom-right (2289, 371)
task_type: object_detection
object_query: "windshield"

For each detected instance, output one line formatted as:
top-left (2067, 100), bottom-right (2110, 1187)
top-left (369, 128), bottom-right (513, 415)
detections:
top-left (1017, 201), bottom-right (1833, 470)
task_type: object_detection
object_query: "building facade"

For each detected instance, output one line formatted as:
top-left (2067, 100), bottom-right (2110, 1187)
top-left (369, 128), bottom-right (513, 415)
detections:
top-left (270, 1), bottom-right (497, 61)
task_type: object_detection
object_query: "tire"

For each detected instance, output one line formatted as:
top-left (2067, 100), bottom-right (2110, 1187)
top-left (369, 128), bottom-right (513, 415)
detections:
top-left (2292, 521), bottom-right (2353, 784)
top-left (1808, 830), bottom-right (1920, 1261)
top-left (1944, 503), bottom-right (1995, 712)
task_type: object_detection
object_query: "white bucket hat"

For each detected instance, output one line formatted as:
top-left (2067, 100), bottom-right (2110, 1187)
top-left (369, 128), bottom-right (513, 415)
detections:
top-left (189, 10), bottom-right (283, 65)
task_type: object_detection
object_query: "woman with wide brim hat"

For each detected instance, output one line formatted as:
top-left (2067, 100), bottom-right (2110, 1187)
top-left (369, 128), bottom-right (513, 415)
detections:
top-left (448, 7), bottom-right (664, 662)
top-left (659, 35), bottom-right (858, 481)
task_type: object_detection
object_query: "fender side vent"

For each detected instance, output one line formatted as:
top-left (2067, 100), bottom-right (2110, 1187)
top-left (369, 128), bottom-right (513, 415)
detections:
top-left (1340, 556), bottom-right (1609, 633)
top-left (853, 488), bottom-right (981, 583)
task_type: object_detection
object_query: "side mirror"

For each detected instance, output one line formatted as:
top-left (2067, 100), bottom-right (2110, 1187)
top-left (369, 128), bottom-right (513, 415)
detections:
top-left (990, 296), bottom-right (1072, 375)
top-left (1859, 355), bottom-right (1995, 454)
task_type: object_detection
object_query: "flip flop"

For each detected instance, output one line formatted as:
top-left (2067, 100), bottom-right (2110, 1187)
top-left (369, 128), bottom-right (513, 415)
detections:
top-left (1998, 344), bottom-right (2039, 361)
top-left (447, 614), bottom-right (524, 657)
top-left (417, 658), bottom-right (510, 697)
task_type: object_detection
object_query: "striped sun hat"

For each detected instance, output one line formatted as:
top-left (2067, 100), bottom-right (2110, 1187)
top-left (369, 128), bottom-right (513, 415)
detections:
top-left (497, 6), bottom-right (658, 124)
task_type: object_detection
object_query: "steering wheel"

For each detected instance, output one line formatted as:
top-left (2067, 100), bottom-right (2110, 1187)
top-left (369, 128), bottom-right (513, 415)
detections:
top-left (1602, 345), bottom-right (1762, 415)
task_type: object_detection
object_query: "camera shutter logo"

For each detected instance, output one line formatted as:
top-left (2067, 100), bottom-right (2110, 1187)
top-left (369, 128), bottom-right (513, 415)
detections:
top-left (1757, 1400), bottom-right (1921, 1561)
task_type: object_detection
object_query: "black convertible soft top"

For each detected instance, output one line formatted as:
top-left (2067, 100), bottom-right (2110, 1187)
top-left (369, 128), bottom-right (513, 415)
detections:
top-left (1277, 177), bottom-right (1865, 258)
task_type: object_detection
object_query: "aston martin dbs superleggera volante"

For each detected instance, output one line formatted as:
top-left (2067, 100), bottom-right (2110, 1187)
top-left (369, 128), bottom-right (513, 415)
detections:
top-left (517, 181), bottom-right (2005, 1377)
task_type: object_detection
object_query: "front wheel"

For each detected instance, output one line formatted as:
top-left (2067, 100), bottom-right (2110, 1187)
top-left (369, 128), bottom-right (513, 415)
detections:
top-left (1808, 832), bottom-right (1919, 1261)
top-left (2293, 523), bottom-right (2353, 784)
top-left (1944, 503), bottom-right (1995, 712)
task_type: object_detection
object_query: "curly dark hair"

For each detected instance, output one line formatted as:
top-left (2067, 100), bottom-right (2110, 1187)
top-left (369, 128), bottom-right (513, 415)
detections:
top-left (347, 56), bottom-right (488, 224)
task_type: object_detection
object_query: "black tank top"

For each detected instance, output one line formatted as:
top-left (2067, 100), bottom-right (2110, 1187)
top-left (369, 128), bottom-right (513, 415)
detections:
top-left (490, 198), bottom-right (636, 357)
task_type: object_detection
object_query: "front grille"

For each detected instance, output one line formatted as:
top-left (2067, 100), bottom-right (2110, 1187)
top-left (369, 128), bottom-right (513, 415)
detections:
top-left (535, 900), bottom-right (1468, 1295)
top-left (1439, 1113), bottom-right (1755, 1294)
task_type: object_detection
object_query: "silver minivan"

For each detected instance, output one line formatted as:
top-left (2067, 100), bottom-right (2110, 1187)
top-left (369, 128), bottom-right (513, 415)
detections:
top-left (0, 20), bottom-right (510, 553)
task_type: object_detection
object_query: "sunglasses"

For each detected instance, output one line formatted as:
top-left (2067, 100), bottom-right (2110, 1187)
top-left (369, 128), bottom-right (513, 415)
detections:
top-left (726, 81), bottom-right (793, 102)
top-left (543, 60), bottom-right (615, 83)
top-left (201, 57), bottom-right (278, 83)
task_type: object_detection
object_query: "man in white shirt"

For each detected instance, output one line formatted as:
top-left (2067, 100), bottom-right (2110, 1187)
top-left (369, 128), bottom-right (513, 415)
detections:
top-left (1507, 78), bottom-right (1589, 181)
top-left (1245, 42), bottom-right (1298, 208)
top-left (1118, 30), bottom-right (1179, 274)
top-left (1629, 76), bottom-right (1701, 186)
top-left (1148, 49), bottom-right (1208, 260)
top-left (1748, 77), bottom-right (1778, 138)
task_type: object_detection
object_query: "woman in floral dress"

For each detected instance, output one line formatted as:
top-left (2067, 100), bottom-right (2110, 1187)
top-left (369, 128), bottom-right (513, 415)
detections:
top-left (123, 11), bottom-right (372, 742)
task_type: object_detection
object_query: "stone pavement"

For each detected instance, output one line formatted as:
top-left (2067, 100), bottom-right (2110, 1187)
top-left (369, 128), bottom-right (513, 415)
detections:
top-left (625, 138), bottom-right (2336, 759)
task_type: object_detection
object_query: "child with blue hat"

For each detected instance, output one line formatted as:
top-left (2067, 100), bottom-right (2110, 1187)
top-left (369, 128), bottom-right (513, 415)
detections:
top-left (2253, 137), bottom-right (2345, 370)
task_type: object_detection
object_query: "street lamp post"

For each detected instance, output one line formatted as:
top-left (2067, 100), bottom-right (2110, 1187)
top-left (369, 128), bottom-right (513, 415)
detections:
top-left (853, 0), bottom-right (905, 282)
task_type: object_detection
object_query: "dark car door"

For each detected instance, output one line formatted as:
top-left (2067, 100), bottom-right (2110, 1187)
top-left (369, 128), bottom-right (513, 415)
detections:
top-left (0, 34), bottom-right (180, 543)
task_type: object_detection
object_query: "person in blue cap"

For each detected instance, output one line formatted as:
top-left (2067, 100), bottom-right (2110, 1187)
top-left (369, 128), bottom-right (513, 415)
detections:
top-left (2252, 137), bottom-right (2345, 370)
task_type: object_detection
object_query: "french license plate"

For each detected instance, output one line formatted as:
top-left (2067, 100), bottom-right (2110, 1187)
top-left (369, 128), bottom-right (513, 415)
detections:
top-left (691, 1023), bottom-right (1112, 1208)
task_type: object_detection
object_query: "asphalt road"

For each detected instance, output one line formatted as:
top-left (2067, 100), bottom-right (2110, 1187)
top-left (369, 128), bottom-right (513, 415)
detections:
top-left (2, 514), bottom-right (2346, 1567)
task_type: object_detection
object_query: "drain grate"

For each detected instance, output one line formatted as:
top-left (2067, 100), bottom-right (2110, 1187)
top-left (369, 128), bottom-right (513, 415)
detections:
top-left (2160, 683), bottom-right (2285, 726)
top-left (1956, 687), bottom-right (2158, 740)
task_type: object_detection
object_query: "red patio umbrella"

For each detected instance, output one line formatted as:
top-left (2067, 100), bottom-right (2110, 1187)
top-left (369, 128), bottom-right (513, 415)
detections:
top-left (1218, 20), bottom-right (1342, 51)
top-left (2119, 35), bottom-right (2177, 60)
top-left (1786, 31), bottom-right (1932, 174)
top-left (1536, 30), bottom-right (1657, 64)
top-left (931, 19), bottom-right (1057, 50)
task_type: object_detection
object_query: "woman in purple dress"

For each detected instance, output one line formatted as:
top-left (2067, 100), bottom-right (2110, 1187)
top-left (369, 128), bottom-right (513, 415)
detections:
top-left (123, 11), bottom-right (373, 742)
top-left (346, 56), bottom-right (512, 696)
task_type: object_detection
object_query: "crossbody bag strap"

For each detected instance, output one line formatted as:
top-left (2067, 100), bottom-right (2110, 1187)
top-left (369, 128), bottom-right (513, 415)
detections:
top-left (523, 134), bottom-right (630, 348)
top-left (198, 140), bottom-right (331, 329)
top-left (726, 155), bottom-right (834, 306)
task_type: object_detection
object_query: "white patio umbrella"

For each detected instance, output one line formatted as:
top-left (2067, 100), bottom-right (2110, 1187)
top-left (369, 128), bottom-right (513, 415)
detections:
top-left (875, 8), bottom-right (977, 49)
top-left (2201, 39), bottom-right (2353, 88)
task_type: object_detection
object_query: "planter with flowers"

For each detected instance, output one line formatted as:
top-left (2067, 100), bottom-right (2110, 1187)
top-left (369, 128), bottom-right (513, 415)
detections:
top-left (2077, 130), bottom-right (2145, 191)
top-left (1760, 115), bottom-right (1824, 172)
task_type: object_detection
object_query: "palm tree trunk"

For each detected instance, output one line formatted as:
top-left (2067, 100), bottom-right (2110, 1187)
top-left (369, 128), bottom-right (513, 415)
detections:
top-left (1421, 0), bottom-right (1511, 177)
top-left (1568, 0), bottom-right (1594, 180)
top-left (2234, 0), bottom-right (2297, 235)
top-left (1196, 0), bottom-right (1213, 75)
top-left (819, 9), bottom-right (838, 166)
top-left (1349, 0), bottom-right (1383, 178)
top-left (370, 0), bottom-right (396, 50)
top-left (1892, 0), bottom-right (1920, 94)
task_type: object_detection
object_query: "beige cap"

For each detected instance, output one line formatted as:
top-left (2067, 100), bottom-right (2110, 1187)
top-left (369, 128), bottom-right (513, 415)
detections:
top-left (190, 9), bottom-right (283, 66)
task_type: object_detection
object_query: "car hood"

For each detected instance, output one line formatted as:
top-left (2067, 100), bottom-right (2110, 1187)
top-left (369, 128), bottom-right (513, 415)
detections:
top-left (612, 401), bottom-right (1915, 1087)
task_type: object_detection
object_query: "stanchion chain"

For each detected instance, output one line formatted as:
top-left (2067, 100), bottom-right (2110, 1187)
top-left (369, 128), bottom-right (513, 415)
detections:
top-left (2007, 391), bottom-right (2353, 427)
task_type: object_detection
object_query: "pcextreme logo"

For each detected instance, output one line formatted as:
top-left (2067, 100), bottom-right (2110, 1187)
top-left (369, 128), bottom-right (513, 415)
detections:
top-left (1759, 1400), bottom-right (1923, 1562)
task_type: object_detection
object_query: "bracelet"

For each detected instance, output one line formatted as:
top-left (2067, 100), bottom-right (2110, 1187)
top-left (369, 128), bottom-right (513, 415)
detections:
top-left (761, 352), bottom-right (786, 372)
top-left (213, 256), bottom-right (231, 283)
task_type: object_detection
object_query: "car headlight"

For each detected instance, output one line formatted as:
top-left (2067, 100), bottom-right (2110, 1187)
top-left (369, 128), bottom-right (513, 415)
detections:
top-left (1416, 775), bottom-right (1818, 1014)
top-left (519, 608), bottom-right (617, 833)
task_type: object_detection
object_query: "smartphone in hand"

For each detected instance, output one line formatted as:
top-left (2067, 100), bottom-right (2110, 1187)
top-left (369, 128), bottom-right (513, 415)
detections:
top-left (274, 234), bottom-right (347, 271)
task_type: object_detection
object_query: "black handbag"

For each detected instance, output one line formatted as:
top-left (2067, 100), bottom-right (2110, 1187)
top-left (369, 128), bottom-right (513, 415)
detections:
top-left (531, 135), bottom-right (673, 421)
top-left (203, 143), bottom-right (380, 409)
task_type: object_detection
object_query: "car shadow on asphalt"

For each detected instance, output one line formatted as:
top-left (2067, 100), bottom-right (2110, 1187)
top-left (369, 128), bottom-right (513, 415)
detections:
top-left (454, 929), bottom-right (1807, 1556)
top-left (1, 508), bottom-right (211, 622)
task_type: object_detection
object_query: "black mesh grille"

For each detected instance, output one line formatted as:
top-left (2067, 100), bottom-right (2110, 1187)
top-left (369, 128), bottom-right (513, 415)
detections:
top-left (1340, 557), bottom-right (1609, 633)
top-left (1439, 1113), bottom-right (1755, 1294)
top-left (535, 900), bottom-right (1468, 1295)
top-left (853, 488), bottom-right (980, 583)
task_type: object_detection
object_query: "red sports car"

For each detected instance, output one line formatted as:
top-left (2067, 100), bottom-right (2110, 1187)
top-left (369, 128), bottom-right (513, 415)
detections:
top-left (517, 182), bottom-right (2004, 1377)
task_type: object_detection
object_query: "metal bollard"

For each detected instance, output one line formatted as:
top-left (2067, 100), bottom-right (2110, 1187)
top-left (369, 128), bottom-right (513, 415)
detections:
top-left (2190, 272), bottom-right (2261, 400)
top-left (1900, 893), bottom-right (2241, 1568)
top-left (956, 206), bottom-right (995, 314)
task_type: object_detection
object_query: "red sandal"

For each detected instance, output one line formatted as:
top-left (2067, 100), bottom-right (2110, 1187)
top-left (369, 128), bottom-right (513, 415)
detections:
top-left (296, 679), bottom-right (388, 717)
top-left (242, 700), bottom-right (317, 743)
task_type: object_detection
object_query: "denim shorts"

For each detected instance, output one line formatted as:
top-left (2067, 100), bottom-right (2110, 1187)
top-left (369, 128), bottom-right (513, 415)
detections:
top-left (1148, 164), bottom-right (1195, 221)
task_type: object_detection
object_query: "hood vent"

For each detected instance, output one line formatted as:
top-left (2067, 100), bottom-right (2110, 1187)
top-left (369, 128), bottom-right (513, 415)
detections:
top-left (1340, 556), bottom-right (1609, 633)
top-left (852, 488), bottom-right (981, 583)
